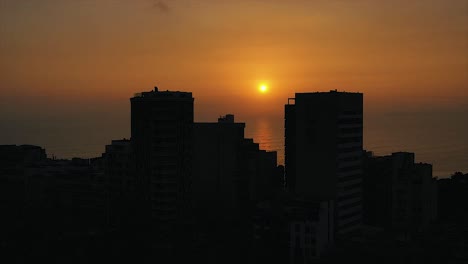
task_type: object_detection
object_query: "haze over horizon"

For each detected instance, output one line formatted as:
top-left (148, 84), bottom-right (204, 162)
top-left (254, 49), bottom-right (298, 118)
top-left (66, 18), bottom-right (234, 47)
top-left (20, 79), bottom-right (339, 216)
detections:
top-left (1, 0), bottom-right (467, 176)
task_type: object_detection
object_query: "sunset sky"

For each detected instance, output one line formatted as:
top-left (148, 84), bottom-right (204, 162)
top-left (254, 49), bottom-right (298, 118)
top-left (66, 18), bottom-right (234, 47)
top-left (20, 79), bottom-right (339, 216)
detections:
top-left (1, 0), bottom-right (467, 173)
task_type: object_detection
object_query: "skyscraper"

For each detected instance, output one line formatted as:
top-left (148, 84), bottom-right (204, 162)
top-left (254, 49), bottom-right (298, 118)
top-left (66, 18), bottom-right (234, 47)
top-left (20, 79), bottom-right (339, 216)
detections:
top-left (285, 90), bottom-right (363, 237)
top-left (131, 87), bottom-right (194, 248)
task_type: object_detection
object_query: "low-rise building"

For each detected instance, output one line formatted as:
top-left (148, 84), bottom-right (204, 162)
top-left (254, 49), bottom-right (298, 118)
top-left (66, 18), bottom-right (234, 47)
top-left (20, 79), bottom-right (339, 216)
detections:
top-left (363, 151), bottom-right (438, 238)
top-left (253, 196), bottom-right (334, 264)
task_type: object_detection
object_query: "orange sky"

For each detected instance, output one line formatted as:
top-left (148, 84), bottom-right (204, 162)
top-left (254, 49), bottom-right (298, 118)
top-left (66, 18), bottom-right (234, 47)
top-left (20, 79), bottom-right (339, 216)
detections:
top-left (1, 0), bottom-right (467, 122)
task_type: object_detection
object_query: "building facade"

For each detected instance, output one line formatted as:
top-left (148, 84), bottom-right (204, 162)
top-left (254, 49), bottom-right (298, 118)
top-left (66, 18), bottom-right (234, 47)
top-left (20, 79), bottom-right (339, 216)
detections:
top-left (103, 139), bottom-right (135, 228)
top-left (285, 91), bottom-right (363, 238)
top-left (192, 114), bottom-right (247, 223)
top-left (192, 114), bottom-right (280, 224)
top-left (363, 152), bottom-right (438, 237)
top-left (131, 87), bottom-right (194, 248)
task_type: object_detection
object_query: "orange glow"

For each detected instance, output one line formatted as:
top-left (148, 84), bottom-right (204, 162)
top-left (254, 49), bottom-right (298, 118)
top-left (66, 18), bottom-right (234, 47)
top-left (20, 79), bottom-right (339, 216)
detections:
top-left (0, 0), bottom-right (466, 121)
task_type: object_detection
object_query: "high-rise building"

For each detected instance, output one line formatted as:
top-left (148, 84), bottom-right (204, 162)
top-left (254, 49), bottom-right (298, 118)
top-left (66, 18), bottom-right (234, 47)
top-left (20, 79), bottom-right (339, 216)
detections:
top-left (130, 87), bottom-right (194, 248)
top-left (285, 91), bottom-right (363, 237)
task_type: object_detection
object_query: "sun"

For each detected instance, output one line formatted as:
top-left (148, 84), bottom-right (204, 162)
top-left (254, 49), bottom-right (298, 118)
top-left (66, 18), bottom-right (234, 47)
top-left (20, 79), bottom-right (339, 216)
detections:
top-left (259, 84), bottom-right (268, 93)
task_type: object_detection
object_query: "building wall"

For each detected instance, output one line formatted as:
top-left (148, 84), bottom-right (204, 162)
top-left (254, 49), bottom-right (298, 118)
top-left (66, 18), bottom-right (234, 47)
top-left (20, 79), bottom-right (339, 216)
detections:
top-left (288, 199), bottom-right (334, 264)
top-left (363, 152), bottom-right (438, 236)
top-left (103, 139), bottom-right (135, 228)
top-left (192, 120), bottom-right (245, 223)
top-left (23, 159), bottom-right (107, 231)
top-left (285, 104), bottom-right (296, 192)
top-left (254, 150), bottom-right (279, 200)
top-left (130, 88), bottom-right (194, 246)
top-left (192, 116), bottom-right (280, 223)
top-left (285, 91), bottom-right (363, 238)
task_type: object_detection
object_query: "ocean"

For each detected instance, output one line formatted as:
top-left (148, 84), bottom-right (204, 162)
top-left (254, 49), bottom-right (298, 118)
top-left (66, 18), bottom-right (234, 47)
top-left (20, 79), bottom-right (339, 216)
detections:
top-left (244, 110), bottom-right (468, 178)
top-left (1, 109), bottom-right (467, 178)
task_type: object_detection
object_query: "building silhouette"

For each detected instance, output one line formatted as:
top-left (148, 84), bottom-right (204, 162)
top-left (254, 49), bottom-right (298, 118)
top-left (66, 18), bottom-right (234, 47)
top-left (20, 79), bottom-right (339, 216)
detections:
top-left (0, 145), bottom-right (48, 247)
top-left (285, 91), bottom-right (363, 238)
top-left (252, 194), bottom-right (334, 264)
top-left (2, 88), bottom-right (462, 263)
top-left (362, 151), bottom-right (438, 238)
top-left (102, 139), bottom-right (134, 228)
top-left (130, 87), bottom-right (194, 251)
top-left (438, 172), bottom-right (468, 223)
top-left (191, 114), bottom-right (282, 261)
top-left (192, 114), bottom-right (246, 224)
top-left (0, 146), bottom-right (108, 262)
top-left (103, 89), bottom-right (284, 261)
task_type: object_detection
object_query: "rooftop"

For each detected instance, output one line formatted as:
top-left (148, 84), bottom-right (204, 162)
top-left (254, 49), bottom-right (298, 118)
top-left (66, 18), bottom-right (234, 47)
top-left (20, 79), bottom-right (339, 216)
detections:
top-left (298, 89), bottom-right (362, 94)
top-left (132, 86), bottom-right (192, 99)
top-left (287, 90), bottom-right (363, 104)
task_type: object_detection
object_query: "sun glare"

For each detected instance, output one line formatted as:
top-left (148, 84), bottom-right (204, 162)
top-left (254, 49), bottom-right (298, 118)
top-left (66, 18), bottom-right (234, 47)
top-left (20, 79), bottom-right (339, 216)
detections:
top-left (259, 84), bottom-right (268, 93)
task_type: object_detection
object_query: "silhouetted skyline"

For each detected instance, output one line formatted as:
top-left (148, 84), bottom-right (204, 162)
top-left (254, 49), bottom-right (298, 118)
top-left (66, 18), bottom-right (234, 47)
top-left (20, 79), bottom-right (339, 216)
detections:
top-left (1, 0), bottom-right (467, 177)
top-left (1, 0), bottom-right (467, 262)
top-left (2, 87), bottom-right (467, 263)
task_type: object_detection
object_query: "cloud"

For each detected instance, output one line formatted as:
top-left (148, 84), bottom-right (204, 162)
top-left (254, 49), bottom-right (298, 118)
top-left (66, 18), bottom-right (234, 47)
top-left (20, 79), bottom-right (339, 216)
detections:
top-left (153, 1), bottom-right (170, 13)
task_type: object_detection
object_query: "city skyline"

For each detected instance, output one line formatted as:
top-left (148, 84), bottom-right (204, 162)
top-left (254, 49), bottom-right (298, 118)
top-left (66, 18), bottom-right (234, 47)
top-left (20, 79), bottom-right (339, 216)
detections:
top-left (0, 86), bottom-right (463, 263)
top-left (1, 87), bottom-right (466, 177)
top-left (1, 0), bottom-right (467, 177)
top-left (1, 1), bottom-right (467, 262)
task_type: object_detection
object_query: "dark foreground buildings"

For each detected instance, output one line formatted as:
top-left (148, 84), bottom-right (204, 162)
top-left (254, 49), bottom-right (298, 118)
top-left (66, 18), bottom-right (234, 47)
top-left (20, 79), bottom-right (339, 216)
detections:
top-left (107, 87), bottom-right (282, 260)
top-left (192, 114), bottom-right (280, 225)
top-left (0, 145), bottom-right (107, 263)
top-left (362, 151), bottom-right (438, 237)
top-left (191, 114), bottom-right (282, 261)
top-left (130, 88), bottom-right (194, 251)
top-left (285, 91), bottom-right (364, 239)
top-left (2, 87), bottom-right (460, 263)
